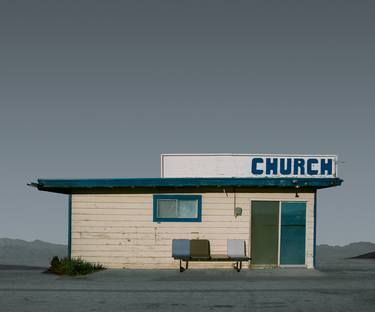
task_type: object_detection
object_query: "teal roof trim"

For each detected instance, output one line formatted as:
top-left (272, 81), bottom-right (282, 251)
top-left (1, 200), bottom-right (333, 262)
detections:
top-left (32, 177), bottom-right (343, 194)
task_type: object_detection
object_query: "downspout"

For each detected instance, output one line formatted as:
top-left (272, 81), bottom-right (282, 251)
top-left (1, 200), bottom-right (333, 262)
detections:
top-left (313, 190), bottom-right (317, 268)
top-left (68, 194), bottom-right (72, 259)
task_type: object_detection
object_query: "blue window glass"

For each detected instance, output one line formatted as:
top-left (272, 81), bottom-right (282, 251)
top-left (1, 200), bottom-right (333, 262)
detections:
top-left (280, 202), bottom-right (306, 265)
top-left (153, 195), bottom-right (202, 222)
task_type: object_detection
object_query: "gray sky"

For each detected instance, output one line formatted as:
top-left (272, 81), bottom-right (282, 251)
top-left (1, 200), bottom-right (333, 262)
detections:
top-left (0, 0), bottom-right (374, 245)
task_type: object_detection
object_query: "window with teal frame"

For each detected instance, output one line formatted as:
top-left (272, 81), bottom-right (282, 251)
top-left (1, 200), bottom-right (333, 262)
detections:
top-left (153, 195), bottom-right (202, 222)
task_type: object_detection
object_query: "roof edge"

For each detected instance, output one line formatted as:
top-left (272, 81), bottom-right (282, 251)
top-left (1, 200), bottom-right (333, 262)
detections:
top-left (31, 177), bottom-right (343, 195)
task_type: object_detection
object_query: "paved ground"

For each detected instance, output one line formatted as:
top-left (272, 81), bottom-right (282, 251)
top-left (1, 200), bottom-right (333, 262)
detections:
top-left (1, 259), bottom-right (375, 312)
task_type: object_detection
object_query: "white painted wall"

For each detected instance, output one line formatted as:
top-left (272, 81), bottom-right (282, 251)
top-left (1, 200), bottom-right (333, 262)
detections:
top-left (71, 191), bottom-right (315, 269)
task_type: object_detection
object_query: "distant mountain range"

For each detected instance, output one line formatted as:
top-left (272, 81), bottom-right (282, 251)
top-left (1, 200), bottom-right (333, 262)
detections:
top-left (316, 242), bottom-right (375, 261)
top-left (0, 238), bottom-right (67, 267)
top-left (0, 238), bottom-right (374, 267)
top-left (352, 251), bottom-right (375, 259)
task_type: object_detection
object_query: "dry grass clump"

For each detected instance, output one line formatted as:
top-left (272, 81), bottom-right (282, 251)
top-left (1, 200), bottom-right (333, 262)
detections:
top-left (48, 256), bottom-right (105, 276)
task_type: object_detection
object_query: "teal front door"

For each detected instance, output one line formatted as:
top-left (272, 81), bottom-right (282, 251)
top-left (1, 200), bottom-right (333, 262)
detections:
top-left (280, 202), bottom-right (306, 265)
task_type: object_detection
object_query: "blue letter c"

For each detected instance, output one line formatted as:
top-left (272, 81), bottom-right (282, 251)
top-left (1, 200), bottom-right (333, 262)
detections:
top-left (252, 158), bottom-right (264, 175)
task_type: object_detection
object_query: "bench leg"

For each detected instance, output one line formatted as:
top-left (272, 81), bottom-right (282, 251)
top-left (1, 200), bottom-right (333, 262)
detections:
top-left (179, 259), bottom-right (185, 272)
top-left (234, 261), bottom-right (242, 272)
top-left (179, 259), bottom-right (189, 272)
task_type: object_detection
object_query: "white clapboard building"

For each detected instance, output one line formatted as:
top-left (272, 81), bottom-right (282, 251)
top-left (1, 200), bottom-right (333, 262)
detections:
top-left (32, 154), bottom-right (342, 269)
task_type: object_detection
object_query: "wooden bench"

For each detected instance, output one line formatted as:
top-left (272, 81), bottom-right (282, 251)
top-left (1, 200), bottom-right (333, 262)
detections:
top-left (172, 239), bottom-right (251, 272)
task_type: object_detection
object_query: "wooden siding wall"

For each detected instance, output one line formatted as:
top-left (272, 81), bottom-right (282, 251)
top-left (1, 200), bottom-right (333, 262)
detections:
top-left (71, 191), bottom-right (314, 269)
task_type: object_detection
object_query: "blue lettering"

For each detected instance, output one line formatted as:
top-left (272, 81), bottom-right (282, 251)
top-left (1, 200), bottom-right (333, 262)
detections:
top-left (266, 158), bottom-right (278, 175)
top-left (307, 159), bottom-right (319, 175)
top-left (321, 159), bottom-right (333, 175)
top-left (293, 158), bottom-right (305, 175)
top-left (280, 158), bottom-right (292, 175)
top-left (251, 158), bottom-right (264, 175)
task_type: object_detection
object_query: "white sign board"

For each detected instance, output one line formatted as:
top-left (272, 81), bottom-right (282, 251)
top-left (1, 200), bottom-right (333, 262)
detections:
top-left (161, 154), bottom-right (337, 178)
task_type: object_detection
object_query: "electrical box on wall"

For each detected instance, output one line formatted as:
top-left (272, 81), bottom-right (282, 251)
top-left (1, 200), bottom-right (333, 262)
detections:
top-left (234, 207), bottom-right (242, 217)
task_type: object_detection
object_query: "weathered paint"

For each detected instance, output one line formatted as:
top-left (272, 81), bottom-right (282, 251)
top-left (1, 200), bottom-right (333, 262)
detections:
top-left (70, 190), bottom-right (315, 269)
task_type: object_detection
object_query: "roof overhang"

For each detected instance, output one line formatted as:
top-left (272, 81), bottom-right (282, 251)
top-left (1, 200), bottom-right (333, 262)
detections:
top-left (29, 177), bottom-right (343, 194)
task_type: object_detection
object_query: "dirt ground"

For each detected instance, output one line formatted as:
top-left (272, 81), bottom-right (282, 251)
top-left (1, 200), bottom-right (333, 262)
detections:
top-left (1, 259), bottom-right (375, 312)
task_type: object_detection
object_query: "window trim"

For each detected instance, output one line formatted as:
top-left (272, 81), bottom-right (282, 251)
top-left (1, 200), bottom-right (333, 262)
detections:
top-left (153, 194), bottom-right (202, 222)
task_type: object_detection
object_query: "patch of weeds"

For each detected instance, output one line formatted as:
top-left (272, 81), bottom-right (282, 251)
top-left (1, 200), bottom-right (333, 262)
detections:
top-left (47, 256), bottom-right (105, 276)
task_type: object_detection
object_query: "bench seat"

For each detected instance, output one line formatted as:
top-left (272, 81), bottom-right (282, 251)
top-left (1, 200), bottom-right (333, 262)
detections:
top-left (172, 239), bottom-right (251, 272)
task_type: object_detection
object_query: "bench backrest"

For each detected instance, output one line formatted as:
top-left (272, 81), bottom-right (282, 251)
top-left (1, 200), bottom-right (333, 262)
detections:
top-left (190, 239), bottom-right (210, 259)
top-left (172, 239), bottom-right (246, 259)
top-left (227, 239), bottom-right (247, 258)
top-left (172, 239), bottom-right (191, 258)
